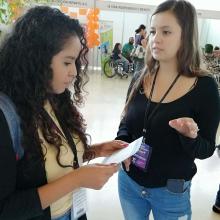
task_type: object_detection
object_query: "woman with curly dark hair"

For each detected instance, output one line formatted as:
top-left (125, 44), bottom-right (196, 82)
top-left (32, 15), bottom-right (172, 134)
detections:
top-left (0, 6), bottom-right (127, 220)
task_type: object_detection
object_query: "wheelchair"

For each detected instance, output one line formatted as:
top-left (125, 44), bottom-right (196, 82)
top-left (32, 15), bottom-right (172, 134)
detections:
top-left (103, 56), bottom-right (134, 78)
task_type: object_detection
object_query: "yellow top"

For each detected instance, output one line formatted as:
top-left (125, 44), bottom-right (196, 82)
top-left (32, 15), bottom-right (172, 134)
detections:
top-left (38, 101), bottom-right (84, 218)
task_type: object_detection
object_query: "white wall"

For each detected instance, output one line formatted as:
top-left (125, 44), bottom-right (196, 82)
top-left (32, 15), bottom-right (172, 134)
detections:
top-left (103, 0), bottom-right (220, 11)
top-left (99, 10), bottom-right (149, 46)
top-left (198, 18), bottom-right (220, 48)
top-left (205, 19), bottom-right (220, 47)
top-left (198, 18), bottom-right (210, 48)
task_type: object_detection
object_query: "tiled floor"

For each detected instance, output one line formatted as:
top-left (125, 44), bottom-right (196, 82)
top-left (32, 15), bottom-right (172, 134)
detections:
top-left (78, 71), bottom-right (220, 220)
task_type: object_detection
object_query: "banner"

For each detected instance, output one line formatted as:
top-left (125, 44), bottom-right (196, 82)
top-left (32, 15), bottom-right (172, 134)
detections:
top-left (99, 21), bottom-right (113, 72)
top-left (96, 1), bottom-right (153, 14)
top-left (49, 0), bottom-right (94, 8)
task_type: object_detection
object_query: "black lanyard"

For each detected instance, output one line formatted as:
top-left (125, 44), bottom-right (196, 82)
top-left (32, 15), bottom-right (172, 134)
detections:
top-left (41, 108), bottom-right (79, 169)
top-left (142, 71), bottom-right (180, 141)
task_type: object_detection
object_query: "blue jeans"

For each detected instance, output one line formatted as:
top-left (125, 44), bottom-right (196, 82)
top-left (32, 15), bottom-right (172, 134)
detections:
top-left (53, 210), bottom-right (71, 220)
top-left (115, 57), bottom-right (129, 72)
top-left (118, 170), bottom-right (192, 220)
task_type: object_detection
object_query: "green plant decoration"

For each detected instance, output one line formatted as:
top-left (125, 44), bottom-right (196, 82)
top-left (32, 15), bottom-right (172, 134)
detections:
top-left (0, 1), bottom-right (12, 24)
top-left (0, 0), bottom-right (59, 25)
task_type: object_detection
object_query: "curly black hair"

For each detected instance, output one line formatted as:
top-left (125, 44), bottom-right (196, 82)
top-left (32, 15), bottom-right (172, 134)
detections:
top-left (0, 6), bottom-right (91, 167)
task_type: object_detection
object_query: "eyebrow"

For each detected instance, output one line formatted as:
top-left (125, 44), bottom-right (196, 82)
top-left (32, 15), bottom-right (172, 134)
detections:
top-left (64, 56), bottom-right (76, 60)
top-left (151, 26), bottom-right (171, 29)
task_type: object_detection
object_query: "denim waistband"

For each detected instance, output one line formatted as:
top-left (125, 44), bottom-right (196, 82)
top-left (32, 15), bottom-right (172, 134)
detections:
top-left (52, 209), bottom-right (71, 220)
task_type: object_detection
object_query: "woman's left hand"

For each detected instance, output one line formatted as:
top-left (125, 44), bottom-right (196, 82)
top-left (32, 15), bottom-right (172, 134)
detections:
top-left (93, 140), bottom-right (128, 158)
top-left (169, 117), bottom-right (199, 139)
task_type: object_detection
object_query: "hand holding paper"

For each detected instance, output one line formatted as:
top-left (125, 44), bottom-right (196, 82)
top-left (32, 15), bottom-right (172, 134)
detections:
top-left (102, 137), bottom-right (143, 164)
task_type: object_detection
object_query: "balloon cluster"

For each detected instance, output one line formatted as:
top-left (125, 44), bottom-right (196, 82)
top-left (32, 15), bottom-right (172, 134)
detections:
top-left (60, 6), bottom-right (100, 49)
top-left (86, 8), bottom-right (100, 48)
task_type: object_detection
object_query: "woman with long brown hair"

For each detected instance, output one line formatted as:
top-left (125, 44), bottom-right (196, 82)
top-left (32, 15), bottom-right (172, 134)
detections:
top-left (116, 1), bottom-right (220, 219)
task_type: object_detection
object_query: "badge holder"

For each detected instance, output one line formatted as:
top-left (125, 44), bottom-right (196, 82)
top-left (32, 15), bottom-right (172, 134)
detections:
top-left (71, 188), bottom-right (87, 219)
top-left (131, 140), bottom-right (152, 172)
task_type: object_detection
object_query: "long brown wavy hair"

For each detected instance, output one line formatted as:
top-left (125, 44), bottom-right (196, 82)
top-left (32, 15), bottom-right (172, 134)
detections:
top-left (123, 0), bottom-right (207, 116)
top-left (0, 6), bottom-right (91, 168)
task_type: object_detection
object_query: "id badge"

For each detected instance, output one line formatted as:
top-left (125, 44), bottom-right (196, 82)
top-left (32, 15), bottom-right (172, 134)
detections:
top-left (71, 188), bottom-right (87, 219)
top-left (132, 142), bottom-right (152, 172)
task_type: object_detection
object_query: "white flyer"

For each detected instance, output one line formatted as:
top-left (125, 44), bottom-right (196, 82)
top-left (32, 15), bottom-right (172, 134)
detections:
top-left (102, 136), bottom-right (143, 164)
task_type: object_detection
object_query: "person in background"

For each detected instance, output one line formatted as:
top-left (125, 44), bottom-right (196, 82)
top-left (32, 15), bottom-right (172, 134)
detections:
top-left (112, 42), bottom-right (129, 73)
top-left (133, 25), bottom-right (147, 74)
top-left (122, 37), bottom-right (134, 63)
top-left (213, 46), bottom-right (220, 58)
top-left (132, 36), bottom-right (149, 75)
top-left (0, 6), bottom-right (127, 220)
top-left (134, 24), bottom-right (146, 47)
top-left (116, 1), bottom-right (220, 220)
top-left (213, 144), bottom-right (220, 214)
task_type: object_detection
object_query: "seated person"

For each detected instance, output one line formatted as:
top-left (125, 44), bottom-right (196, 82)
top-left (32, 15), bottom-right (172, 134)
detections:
top-left (112, 43), bottom-right (129, 73)
top-left (122, 37), bottom-right (134, 63)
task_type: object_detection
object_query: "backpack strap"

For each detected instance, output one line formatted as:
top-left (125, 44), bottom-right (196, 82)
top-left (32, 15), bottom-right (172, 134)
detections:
top-left (0, 92), bottom-right (24, 160)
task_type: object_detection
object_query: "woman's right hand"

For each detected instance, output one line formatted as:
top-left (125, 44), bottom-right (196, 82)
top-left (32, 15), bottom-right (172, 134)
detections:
top-left (75, 164), bottom-right (118, 190)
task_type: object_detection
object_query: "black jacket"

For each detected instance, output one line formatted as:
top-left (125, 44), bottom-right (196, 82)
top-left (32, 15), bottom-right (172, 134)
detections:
top-left (0, 111), bottom-right (87, 220)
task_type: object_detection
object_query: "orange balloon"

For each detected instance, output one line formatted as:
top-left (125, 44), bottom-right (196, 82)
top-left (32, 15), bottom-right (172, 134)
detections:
top-left (87, 34), bottom-right (95, 42)
top-left (93, 22), bottom-right (99, 29)
top-left (87, 21), bottom-right (99, 31)
top-left (90, 35), bottom-right (96, 42)
top-left (87, 32), bottom-right (98, 39)
top-left (94, 39), bottom-right (100, 46)
top-left (93, 16), bottom-right (99, 22)
top-left (87, 10), bottom-right (99, 21)
top-left (93, 32), bottom-right (99, 38)
top-left (87, 22), bottom-right (95, 30)
top-left (87, 12), bottom-right (94, 20)
top-left (87, 32), bottom-right (98, 40)
top-left (87, 29), bottom-right (95, 34)
top-left (93, 8), bottom-right (100, 15)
